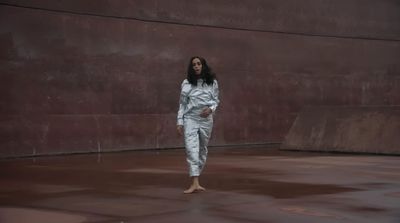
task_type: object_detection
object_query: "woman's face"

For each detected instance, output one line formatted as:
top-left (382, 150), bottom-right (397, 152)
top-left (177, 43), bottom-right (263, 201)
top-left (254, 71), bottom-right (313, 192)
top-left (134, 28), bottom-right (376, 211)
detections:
top-left (192, 58), bottom-right (202, 75)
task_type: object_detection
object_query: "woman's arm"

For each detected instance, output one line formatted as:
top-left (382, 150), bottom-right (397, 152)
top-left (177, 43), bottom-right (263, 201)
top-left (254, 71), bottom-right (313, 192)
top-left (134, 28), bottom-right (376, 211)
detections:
top-left (177, 80), bottom-right (189, 126)
top-left (209, 80), bottom-right (220, 113)
top-left (200, 80), bottom-right (219, 118)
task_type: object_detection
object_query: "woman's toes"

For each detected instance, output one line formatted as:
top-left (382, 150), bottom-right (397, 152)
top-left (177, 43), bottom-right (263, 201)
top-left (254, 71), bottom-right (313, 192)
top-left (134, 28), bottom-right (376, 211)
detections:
top-left (196, 186), bottom-right (206, 191)
top-left (183, 187), bottom-right (197, 194)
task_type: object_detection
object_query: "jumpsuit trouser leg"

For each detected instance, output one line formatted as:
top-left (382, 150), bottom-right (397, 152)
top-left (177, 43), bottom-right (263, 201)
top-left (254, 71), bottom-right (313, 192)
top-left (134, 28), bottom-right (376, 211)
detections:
top-left (183, 117), bottom-right (213, 177)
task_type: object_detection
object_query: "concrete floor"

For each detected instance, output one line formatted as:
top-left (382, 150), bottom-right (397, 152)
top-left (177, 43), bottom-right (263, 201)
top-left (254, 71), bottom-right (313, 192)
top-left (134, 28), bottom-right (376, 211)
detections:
top-left (0, 147), bottom-right (399, 223)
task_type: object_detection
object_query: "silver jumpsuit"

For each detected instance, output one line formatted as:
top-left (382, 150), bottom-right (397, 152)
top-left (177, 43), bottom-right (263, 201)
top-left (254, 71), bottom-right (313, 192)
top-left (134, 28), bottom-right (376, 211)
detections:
top-left (177, 78), bottom-right (220, 177)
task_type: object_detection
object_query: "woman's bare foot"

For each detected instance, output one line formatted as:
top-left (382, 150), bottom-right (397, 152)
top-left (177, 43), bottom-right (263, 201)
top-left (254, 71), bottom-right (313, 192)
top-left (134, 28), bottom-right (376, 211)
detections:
top-left (196, 185), bottom-right (206, 191)
top-left (184, 176), bottom-right (206, 194)
top-left (183, 185), bottom-right (197, 194)
top-left (183, 185), bottom-right (206, 194)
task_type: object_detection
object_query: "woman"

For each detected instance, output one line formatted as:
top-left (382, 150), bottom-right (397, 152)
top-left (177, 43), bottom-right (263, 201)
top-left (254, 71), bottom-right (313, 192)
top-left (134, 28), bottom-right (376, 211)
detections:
top-left (177, 56), bottom-right (220, 194)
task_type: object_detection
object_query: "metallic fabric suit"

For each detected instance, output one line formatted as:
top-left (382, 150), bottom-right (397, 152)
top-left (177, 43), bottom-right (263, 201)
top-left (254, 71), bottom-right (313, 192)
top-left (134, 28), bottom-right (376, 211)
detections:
top-left (177, 79), bottom-right (220, 177)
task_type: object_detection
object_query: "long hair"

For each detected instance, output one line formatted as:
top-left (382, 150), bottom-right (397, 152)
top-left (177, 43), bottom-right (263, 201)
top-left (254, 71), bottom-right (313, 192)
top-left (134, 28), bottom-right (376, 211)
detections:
top-left (186, 56), bottom-right (216, 86)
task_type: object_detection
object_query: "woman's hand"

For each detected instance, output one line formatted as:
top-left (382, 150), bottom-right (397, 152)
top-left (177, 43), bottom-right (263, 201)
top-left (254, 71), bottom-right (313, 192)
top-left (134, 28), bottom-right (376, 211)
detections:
top-left (200, 107), bottom-right (212, 118)
top-left (177, 125), bottom-right (184, 136)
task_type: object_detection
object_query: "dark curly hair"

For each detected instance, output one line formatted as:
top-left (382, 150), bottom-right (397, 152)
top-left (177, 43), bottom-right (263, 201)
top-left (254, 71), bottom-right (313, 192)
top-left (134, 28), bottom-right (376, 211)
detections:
top-left (187, 56), bottom-right (216, 86)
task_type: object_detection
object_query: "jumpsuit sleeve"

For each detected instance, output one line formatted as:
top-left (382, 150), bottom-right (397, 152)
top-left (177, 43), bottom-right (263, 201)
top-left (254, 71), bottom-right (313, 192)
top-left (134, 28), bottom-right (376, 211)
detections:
top-left (209, 80), bottom-right (220, 113)
top-left (177, 80), bottom-right (189, 126)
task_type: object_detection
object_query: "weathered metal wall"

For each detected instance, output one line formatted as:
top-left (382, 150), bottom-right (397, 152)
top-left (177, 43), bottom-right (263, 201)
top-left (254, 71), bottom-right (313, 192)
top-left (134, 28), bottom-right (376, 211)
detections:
top-left (1, 0), bottom-right (399, 157)
top-left (281, 106), bottom-right (400, 155)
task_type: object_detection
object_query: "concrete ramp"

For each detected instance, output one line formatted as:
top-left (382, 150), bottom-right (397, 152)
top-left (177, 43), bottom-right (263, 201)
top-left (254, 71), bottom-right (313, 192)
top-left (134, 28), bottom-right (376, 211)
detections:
top-left (281, 106), bottom-right (400, 155)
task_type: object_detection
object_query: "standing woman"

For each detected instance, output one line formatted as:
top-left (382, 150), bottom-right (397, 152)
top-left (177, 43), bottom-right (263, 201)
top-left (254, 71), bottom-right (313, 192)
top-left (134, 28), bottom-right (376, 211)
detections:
top-left (177, 56), bottom-right (220, 194)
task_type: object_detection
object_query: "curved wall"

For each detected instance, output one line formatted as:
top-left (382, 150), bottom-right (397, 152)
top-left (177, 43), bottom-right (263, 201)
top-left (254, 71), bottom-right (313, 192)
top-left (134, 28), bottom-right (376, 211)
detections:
top-left (0, 0), bottom-right (399, 157)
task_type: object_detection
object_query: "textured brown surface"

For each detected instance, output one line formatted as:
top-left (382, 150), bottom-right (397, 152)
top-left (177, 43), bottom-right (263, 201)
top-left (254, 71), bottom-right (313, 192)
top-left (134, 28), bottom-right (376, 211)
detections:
top-left (0, 147), bottom-right (400, 222)
top-left (2, 0), bottom-right (400, 40)
top-left (281, 106), bottom-right (400, 154)
top-left (1, 1), bottom-right (400, 157)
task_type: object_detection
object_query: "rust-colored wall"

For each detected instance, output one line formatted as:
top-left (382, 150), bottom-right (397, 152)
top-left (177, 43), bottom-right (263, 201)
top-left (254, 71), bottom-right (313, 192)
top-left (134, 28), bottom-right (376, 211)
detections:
top-left (1, 1), bottom-right (400, 157)
top-left (281, 106), bottom-right (400, 155)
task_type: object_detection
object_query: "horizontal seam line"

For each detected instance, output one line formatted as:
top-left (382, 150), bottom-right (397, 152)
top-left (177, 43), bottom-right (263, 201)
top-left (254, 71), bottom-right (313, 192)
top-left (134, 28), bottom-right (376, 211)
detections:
top-left (1, 2), bottom-right (400, 42)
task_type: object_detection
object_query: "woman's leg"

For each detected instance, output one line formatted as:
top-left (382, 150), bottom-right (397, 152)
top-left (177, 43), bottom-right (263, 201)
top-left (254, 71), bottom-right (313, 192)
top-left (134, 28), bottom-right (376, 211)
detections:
top-left (198, 118), bottom-right (213, 174)
top-left (183, 118), bottom-right (205, 193)
top-left (183, 118), bottom-right (213, 194)
top-left (184, 119), bottom-right (200, 177)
